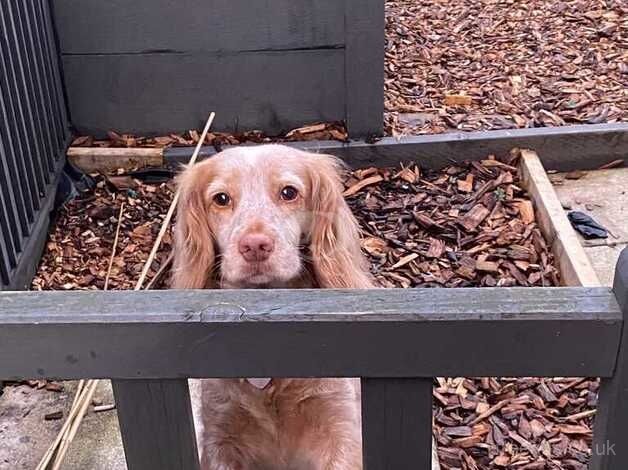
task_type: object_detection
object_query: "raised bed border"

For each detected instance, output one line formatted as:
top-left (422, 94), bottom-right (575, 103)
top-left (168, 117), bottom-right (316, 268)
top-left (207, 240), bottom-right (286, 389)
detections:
top-left (519, 150), bottom-right (600, 287)
top-left (165, 123), bottom-right (628, 171)
top-left (67, 124), bottom-right (628, 173)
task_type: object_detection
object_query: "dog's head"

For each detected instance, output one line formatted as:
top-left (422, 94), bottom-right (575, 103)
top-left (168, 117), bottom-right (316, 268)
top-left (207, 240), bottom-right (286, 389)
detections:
top-left (171, 144), bottom-right (373, 289)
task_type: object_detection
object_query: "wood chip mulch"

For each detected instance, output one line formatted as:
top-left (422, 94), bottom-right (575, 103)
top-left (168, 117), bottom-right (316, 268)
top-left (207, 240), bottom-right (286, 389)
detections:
top-left (32, 174), bottom-right (174, 291)
top-left (434, 377), bottom-right (598, 470)
top-left (385, 0), bottom-right (628, 136)
top-left (32, 154), bottom-right (595, 470)
top-left (69, 122), bottom-right (348, 150)
top-left (346, 151), bottom-right (560, 288)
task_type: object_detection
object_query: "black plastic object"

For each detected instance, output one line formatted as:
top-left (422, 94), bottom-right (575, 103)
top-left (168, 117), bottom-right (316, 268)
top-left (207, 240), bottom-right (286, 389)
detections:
top-left (568, 211), bottom-right (608, 239)
top-left (126, 168), bottom-right (175, 184)
top-left (54, 161), bottom-right (96, 211)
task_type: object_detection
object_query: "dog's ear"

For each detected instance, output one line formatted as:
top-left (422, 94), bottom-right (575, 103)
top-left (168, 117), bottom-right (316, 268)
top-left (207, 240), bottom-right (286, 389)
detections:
top-left (306, 154), bottom-right (374, 288)
top-left (171, 162), bottom-right (216, 289)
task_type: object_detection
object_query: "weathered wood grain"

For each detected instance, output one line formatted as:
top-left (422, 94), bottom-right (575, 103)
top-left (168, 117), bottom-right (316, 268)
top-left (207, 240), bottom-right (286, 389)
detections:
top-left (591, 247), bottom-right (628, 470)
top-left (0, 0), bottom-right (68, 291)
top-left (0, 287), bottom-right (620, 379)
top-left (61, 50), bottom-right (345, 136)
top-left (361, 378), bottom-right (433, 470)
top-left (164, 124), bottom-right (628, 172)
top-left (113, 379), bottom-right (200, 470)
top-left (52, 0), bottom-right (345, 54)
top-left (67, 147), bottom-right (163, 173)
top-left (520, 149), bottom-right (601, 287)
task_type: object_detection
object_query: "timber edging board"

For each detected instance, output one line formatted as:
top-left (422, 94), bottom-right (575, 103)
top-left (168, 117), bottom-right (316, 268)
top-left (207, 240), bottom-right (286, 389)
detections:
top-left (519, 150), bottom-right (601, 287)
top-left (164, 123), bottom-right (628, 172)
top-left (0, 287), bottom-right (621, 379)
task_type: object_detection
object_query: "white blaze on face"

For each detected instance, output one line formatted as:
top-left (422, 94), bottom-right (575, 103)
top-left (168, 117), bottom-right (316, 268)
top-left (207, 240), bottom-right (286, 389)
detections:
top-left (205, 147), bottom-right (310, 288)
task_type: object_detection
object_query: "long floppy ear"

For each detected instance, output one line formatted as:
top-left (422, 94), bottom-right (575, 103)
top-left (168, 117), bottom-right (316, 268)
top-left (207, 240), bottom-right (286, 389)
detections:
top-left (307, 154), bottom-right (374, 288)
top-left (171, 162), bottom-right (216, 289)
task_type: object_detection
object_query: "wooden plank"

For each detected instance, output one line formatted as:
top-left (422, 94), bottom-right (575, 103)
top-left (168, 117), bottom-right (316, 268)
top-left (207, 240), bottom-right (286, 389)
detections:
top-left (2, 158), bottom-right (65, 291)
top-left (519, 149), bottom-right (601, 287)
top-left (344, 0), bottom-right (385, 137)
top-left (3, 0), bottom-right (50, 192)
top-left (30, 0), bottom-right (65, 150)
top-left (61, 50), bottom-right (345, 136)
top-left (52, 0), bottom-right (345, 54)
top-left (0, 4), bottom-right (40, 218)
top-left (361, 378), bottom-right (433, 470)
top-left (22, 0), bottom-right (61, 166)
top-left (591, 247), bottom-right (628, 470)
top-left (13, 0), bottom-right (56, 176)
top-left (112, 379), bottom-right (200, 470)
top-left (39, 0), bottom-right (70, 142)
top-left (67, 147), bottom-right (163, 172)
top-left (0, 287), bottom-right (620, 379)
top-left (163, 123), bottom-right (628, 172)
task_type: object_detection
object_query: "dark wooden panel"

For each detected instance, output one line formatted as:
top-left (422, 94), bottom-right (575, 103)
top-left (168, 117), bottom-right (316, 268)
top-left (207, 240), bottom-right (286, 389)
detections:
top-left (164, 123), bottom-right (628, 172)
top-left (0, 0), bottom-right (69, 290)
top-left (1, 162), bottom-right (63, 291)
top-left (591, 248), bottom-right (628, 470)
top-left (113, 379), bottom-right (200, 470)
top-left (0, 287), bottom-right (620, 379)
top-left (20, 0), bottom-right (60, 169)
top-left (52, 0), bottom-right (344, 54)
top-left (31, 0), bottom-right (65, 150)
top-left (39, 0), bottom-right (70, 145)
top-left (324, 123), bottom-right (628, 171)
top-left (62, 50), bottom-right (345, 136)
top-left (361, 378), bottom-right (432, 470)
top-left (344, 0), bottom-right (385, 137)
top-left (0, 4), bottom-right (39, 218)
top-left (4, 0), bottom-right (50, 189)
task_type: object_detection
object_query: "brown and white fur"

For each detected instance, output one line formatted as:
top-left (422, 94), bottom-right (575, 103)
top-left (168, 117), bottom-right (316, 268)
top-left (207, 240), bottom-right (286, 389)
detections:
top-left (172, 145), bottom-right (374, 470)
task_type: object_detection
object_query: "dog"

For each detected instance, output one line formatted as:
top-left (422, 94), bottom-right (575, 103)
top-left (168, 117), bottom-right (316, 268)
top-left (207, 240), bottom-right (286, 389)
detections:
top-left (172, 145), bottom-right (374, 469)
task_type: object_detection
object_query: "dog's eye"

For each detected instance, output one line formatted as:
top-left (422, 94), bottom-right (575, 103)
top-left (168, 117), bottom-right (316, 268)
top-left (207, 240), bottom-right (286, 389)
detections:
top-left (213, 192), bottom-right (231, 206)
top-left (280, 186), bottom-right (299, 201)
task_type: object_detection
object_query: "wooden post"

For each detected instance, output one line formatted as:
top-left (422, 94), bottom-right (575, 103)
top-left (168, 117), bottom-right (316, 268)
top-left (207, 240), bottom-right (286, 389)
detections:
top-left (344, 0), bottom-right (385, 138)
top-left (591, 247), bottom-right (628, 470)
top-left (112, 379), bottom-right (200, 470)
top-left (361, 378), bottom-right (433, 469)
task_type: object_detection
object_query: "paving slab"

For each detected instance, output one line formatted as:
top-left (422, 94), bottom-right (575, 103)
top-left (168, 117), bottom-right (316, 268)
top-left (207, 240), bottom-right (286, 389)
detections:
top-left (0, 380), bottom-right (126, 470)
top-left (554, 167), bottom-right (628, 286)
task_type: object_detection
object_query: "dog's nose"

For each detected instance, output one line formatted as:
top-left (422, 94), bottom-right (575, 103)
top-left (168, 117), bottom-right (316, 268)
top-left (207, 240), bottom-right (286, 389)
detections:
top-left (238, 233), bottom-right (275, 262)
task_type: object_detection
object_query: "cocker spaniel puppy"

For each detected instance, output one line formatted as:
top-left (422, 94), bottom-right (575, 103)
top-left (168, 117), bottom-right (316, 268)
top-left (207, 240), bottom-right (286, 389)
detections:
top-left (172, 144), bottom-right (374, 470)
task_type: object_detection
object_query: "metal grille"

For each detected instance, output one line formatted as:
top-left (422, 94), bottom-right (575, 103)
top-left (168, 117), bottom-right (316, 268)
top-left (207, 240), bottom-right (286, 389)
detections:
top-left (0, 0), bottom-right (69, 289)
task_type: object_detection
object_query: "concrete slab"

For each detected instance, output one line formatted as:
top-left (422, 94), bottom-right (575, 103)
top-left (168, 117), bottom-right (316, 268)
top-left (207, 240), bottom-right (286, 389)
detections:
top-left (554, 167), bottom-right (628, 286)
top-left (0, 380), bottom-right (126, 470)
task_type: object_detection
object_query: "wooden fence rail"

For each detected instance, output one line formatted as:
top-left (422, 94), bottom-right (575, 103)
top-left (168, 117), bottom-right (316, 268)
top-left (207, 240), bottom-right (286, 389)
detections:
top-left (0, 247), bottom-right (627, 469)
top-left (0, 0), bottom-right (70, 290)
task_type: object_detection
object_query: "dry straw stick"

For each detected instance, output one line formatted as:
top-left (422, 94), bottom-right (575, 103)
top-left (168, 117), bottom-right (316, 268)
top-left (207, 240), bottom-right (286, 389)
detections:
top-left (36, 201), bottom-right (125, 470)
top-left (104, 202), bottom-right (125, 290)
top-left (134, 111), bottom-right (216, 290)
top-left (38, 112), bottom-right (216, 469)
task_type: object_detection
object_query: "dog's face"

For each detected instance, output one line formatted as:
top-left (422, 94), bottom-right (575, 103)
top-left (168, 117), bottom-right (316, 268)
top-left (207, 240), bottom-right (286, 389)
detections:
top-left (201, 146), bottom-right (312, 287)
top-left (172, 144), bottom-right (374, 289)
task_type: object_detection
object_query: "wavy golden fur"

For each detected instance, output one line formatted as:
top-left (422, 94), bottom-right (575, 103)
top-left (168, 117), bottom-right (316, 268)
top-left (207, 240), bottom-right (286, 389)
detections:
top-left (172, 145), bottom-right (374, 469)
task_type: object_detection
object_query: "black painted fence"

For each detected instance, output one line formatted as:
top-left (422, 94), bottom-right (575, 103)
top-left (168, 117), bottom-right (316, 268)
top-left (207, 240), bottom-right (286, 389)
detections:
top-left (1, 248), bottom-right (627, 469)
top-left (0, 0), bottom-right (70, 290)
top-left (51, 0), bottom-right (385, 138)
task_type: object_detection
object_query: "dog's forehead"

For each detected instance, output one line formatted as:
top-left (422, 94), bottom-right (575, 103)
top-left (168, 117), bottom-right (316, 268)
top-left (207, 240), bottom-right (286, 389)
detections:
top-left (213, 145), bottom-right (305, 177)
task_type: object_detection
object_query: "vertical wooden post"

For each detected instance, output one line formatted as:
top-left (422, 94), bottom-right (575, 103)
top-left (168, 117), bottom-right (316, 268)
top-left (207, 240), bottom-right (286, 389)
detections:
top-left (361, 378), bottom-right (433, 469)
top-left (591, 247), bottom-right (628, 470)
top-left (344, 0), bottom-right (385, 138)
top-left (112, 379), bottom-right (200, 470)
